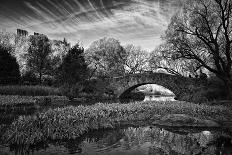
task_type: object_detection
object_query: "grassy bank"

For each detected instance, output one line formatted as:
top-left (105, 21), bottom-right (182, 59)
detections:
top-left (0, 95), bottom-right (36, 107)
top-left (2, 101), bottom-right (232, 145)
top-left (0, 95), bottom-right (68, 108)
top-left (0, 85), bottom-right (61, 96)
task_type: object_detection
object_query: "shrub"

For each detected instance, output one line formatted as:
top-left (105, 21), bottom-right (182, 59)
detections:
top-left (60, 83), bottom-right (84, 100)
top-left (59, 44), bottom-right (88, 85)
top-left (21, 71), bottom-right (38, 85)
top-left (181, 87), bottom-right (228, 103)
top-left (180, 76), bottom-right (231, 103)
top-left (0, 45), bottom-right (20, 84)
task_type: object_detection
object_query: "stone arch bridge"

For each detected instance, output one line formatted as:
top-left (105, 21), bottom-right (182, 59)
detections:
top-left (104, 73), bottom-right (206, 100)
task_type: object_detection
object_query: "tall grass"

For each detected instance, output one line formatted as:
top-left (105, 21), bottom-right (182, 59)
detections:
top-left (0, 85), bottom-right (61, 96)
top-left (3, 101), bottom-right (231, 145)
top-left (0, 95), bottom-right (69, 108)
top-left (0, 95), bottom-right (36, 106)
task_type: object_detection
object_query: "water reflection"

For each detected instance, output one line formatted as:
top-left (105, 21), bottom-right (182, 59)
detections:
top-left (120, 93), bottom-right (176, 103)
top-left (2, 126), bottom-right (232, 155)
top-left (143, 95), bottom-right (176, 102)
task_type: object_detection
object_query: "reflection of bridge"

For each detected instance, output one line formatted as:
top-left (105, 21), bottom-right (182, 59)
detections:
top-left (105, 73), bottom-right (206, 100)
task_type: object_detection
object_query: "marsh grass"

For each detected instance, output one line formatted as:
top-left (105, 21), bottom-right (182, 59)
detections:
top-left (0, 95), bottom-right (36, 107)
top-left (2, 101), bottom-right (232, 146)
top-left (0, 95), bottom-right (68, 110)
top-left (0, 85), bottom-right (61, 96)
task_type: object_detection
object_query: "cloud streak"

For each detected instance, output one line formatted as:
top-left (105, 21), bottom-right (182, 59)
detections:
top-left (0, 0), bottom-right (181, 51)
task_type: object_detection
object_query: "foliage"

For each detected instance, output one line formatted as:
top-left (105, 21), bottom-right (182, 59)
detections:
top-left (14, 35), bottom-right (30, 74)
top-left (181, 87), bottom-right (228, 103)
top-left (181, 76), bottom-right (229, 102)
top-left (124, 44), bottom-right (149, 74)
top-left (0, 31), bottom-right (15, 53)
top-left (3, 101), bottom-right (232, 145)
top-left (85, 37), bottom-right (126, 77)
top-left (82, 78), bottom-right (116, 98)
top-left (0, 45), bottom-right (20, 84)
top-left (60, 44), bottom-right (88, 85)
top-left (164, 0), bottom-right (232, 94)
top-left (0, 85), bottom-right (61, 96)
top-left (59, 83), bottom-right (85, 100)
top-left (58, 44), bottom-right (88, 99)
top-left (0, 31), bottom-right (30, 74)
top-left (51, 38), bottom-right (70, 62)
top-left (26, 35), bottom-right (52, 84)
top-left (50, 38), bottom-right (70, 78)
top-left (21, 70), bottom-right (38, 85)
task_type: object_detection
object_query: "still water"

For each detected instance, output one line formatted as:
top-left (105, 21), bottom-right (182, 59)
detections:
top-left (1, 126), bottom-right (232, 155)
top-left (143, 95), bottom-right (175, 102)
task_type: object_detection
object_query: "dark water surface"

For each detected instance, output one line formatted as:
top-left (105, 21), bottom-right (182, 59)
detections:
top-left (1, 126), bottom-right (232, 155)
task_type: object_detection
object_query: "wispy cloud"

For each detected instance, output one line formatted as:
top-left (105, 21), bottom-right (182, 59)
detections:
top-left (0, 0), bottom-right (181, 51)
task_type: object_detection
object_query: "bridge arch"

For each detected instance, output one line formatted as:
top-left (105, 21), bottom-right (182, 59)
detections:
top-left (106, 73), bottom-right (206, 100)
top-left (119, 83), bottom-right (175, 99)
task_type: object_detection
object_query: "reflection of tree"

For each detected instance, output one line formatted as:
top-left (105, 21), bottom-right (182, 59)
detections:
top-left (148, 127), bottom-right (223, 155)
top-left (117, 126), bottom-right (221, 155)
top-left (86, 129), bottom-right (124, 150)
top-left (121, 127), bottom-right (153, 150)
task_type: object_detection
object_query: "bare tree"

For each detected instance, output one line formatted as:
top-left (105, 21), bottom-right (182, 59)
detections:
top-left (149, 43), bottom-right (204, 77)
top-left (165, 0), bottom-right (232, 94)
top-left (124, 44), bottom-right (149, 74)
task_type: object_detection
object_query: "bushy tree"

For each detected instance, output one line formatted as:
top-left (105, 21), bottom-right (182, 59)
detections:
top-left (26, 34), bottom-right (52, 84)
top-left (0, 45), bottom-right (20, 84)
top-left (59, 44), bottom-right (88, 99)
top-left (60, 44), bottom-right (88, 84)
top-left (51, 38), bottom-right (70, 66)
top-left (49, 38), bottom-right (71, 81)
top-left (85, 37), bottom-right (126, 78)
top-left (164, 0), bottom-right (232, 95)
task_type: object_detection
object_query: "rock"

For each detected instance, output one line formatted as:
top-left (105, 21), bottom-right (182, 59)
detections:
top-left (152, 114), bottom-right (220, 128)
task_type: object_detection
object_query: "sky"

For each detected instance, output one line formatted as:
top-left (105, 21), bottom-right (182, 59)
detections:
top-left (0, 0), bottom-right (181, 51)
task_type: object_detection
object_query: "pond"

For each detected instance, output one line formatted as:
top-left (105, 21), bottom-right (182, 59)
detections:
top-left (1, 126), bottom-right (232, 155)
top-left (0, 99), bottom-right (231, 155)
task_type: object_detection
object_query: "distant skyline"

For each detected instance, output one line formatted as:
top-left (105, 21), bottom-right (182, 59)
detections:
top-left (0, 0), bottom-right (181, 51)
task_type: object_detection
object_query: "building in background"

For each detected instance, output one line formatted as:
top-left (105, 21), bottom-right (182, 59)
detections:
top-left (17, 29), bottom-right (28, 37)
top-left (34, 32), bottom-right (40, 35)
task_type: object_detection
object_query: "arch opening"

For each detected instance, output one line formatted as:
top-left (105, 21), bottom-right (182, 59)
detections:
top-left (119, 83), bottom-right (176, 102)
